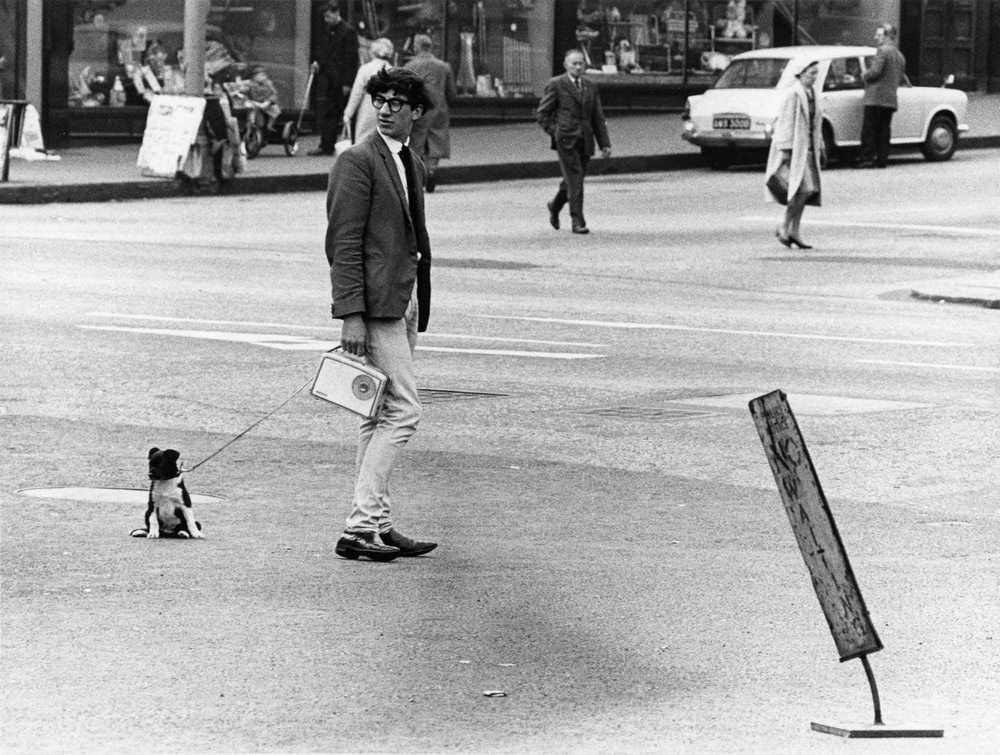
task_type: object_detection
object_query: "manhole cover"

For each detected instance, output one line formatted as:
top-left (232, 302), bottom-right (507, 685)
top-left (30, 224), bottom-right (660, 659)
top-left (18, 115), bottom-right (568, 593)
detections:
top-left (419, 388), bottom-right (509, 403)
top-left (579, 406), bottom-right (720, 422)
top-left (16, 487), bottom-right (225, 504)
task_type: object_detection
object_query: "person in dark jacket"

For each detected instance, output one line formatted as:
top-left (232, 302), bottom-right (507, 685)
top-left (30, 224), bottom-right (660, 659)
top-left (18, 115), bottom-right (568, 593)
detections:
top-left (536, 49), bottom-right (611, 234)
top-left (325, 67), bottom-right (436, 562)
top-left (309, 2), bottom-right (358, 156)
top-left (858, 23), bottom-right (906, 168)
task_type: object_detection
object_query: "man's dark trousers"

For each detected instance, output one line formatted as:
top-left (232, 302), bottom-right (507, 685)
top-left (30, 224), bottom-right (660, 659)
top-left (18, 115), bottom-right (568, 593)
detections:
top-left (316, 76), bottom-right (347, 153)
top-left (860, 105), bottom-right (894, 166)
top-left (552, 136), bottom-right (590, 227)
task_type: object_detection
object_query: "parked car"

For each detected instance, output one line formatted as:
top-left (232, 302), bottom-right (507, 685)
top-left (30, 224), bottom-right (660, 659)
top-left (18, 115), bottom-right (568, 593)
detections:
top-left (681, 45), bottom-right (969, 169)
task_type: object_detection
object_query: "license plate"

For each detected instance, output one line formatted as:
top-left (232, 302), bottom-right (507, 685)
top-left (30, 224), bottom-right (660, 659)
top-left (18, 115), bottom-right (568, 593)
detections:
top-left (713, 116), bottom-right (750, 129)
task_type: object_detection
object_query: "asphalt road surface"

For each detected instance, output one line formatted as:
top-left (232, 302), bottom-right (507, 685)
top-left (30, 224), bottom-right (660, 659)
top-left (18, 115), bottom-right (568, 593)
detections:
top-left (2, 150), bottom-right (999, 753)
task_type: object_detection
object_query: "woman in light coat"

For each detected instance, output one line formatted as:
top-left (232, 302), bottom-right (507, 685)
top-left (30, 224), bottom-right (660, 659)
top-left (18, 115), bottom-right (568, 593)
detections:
top-left (342, 38), bottom-right (394, 144)
top-left (765, 60), bottom-right (823, 249)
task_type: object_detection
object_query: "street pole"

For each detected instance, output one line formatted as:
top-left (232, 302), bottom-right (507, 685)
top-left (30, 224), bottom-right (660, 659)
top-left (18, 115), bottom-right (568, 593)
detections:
top-left (183, 0), bottom-right (209, 95)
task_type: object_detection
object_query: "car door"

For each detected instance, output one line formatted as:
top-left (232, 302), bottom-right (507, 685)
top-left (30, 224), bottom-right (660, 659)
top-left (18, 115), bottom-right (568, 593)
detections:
top-left (891, 81), bottom-right (925, 143)
top-left (820, 56), bottom-right (864, 147)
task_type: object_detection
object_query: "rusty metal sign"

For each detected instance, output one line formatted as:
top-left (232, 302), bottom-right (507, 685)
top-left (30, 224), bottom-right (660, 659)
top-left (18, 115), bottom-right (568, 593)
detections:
top-left (749, 390), bottom-right (883, 662)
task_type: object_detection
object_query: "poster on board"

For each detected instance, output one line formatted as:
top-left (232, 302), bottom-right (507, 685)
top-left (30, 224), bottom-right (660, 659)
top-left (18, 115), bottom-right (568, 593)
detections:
top-left (137, 95), bottom-right (205, 178)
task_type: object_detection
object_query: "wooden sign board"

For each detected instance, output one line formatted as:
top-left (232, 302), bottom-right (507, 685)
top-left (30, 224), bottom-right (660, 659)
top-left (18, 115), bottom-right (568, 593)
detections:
top-left (136, 95), bottom-right (206, 178)
top-left (749, 390), bottom-right (883, 662)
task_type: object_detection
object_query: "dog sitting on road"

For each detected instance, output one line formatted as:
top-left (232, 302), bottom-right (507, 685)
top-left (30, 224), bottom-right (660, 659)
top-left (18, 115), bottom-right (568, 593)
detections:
top-left (130, 447), bottom-right (204, 539)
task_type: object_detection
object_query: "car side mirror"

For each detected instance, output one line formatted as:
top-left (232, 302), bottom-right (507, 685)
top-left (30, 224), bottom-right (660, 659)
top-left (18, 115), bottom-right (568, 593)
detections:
top-left (942, 74), bottom-right (955, 87)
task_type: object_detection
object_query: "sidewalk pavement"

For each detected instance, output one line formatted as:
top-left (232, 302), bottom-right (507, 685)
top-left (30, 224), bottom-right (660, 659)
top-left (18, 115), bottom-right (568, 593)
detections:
top-left (3, 93), bottom-right (998, 308)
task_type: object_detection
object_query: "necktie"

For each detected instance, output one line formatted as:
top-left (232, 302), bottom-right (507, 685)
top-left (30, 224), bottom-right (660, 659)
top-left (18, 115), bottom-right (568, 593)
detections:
top-left (398, 145), bottom-right (420, 223)
top-left (574, 76), bottom-right (582, 92)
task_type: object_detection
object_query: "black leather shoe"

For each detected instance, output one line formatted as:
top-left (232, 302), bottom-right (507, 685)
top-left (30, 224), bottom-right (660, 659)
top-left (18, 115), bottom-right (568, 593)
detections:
top-left (425, 174), bottom-right (437, 193)
top-left (571, 225), bottom-right (590, 234)
top-left (380, 529), bottom-right (437, 557)
top-left (307, 147), bottom-right (334, 157)
top-left (335, 532), bottom-right (400, 561)
top-left (547, 200), bottom-right (560, 230)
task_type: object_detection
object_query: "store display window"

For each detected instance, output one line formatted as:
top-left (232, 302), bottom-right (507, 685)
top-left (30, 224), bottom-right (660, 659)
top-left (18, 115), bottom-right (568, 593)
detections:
top-left (558, 0), bottom-right (774, 78)
top-left (66, 0), bottom-right (308, 109)
top-left (344, 0), bottom-right (551, 99)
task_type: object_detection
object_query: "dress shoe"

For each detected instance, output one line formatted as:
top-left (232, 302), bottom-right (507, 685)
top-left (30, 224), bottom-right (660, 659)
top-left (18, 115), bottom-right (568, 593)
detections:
top-left (856, 160), bottom-right (875, 169)
top-left (335, 531), bottom-right (400, 561)
top-left (571, 224), bottom-right (590, 234)
top-left (307, 147), bottom-right (334, 157)
top-left (775, 226), bottom-right (792, 248)
top-left (380, 529), bottom-right (437, 557)
top-left (547, 200), bottom-right (560, 230)
top-left (787, 236), bottom-right (813, 249)
top-left (425, 173), bottom-right (437, 193)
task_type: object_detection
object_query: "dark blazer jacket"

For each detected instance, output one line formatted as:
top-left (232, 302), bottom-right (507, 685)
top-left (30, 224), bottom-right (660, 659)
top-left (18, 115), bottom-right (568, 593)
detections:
top-left (536, 73), bottom-right (611, 156)
top-left (862, 42), bottom-right (906, 110)
top-left (312, 20), bottom-right (359, 89)
top-left (326, 133), bottom-right (432, 332)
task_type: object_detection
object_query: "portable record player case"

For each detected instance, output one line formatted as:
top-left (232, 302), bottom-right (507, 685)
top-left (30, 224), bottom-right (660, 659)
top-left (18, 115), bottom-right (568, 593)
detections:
top-left (311, 350), bottom-right (388, 418)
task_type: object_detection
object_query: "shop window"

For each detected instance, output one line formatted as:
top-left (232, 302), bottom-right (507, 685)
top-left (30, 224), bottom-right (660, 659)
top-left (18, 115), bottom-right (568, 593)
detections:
top-left (560, 0), bottom-right (769, 78)
top-left (65, 0), bottom-right (306, 109)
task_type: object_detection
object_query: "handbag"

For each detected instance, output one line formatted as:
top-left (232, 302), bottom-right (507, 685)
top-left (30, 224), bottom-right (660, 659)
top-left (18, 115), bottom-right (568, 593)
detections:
top-left (334, 121), bottom-right (353, 153)
top-left (767, 161), bottom-right (790, 205)
top-left (311, 349), bottom-right (387, 419)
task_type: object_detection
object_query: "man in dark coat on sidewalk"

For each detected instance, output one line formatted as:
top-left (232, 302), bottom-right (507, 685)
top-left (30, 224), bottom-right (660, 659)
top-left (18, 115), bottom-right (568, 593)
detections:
top-left (309, 2), bottom-right (358, 156)
top-left (536, 48), bottom-right (611, 234)
top-left (859, 22), bottom-right (906, 168)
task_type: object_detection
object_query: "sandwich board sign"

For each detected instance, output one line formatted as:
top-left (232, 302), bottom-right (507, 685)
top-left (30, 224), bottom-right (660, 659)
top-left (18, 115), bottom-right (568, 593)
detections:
top-left (137, 95), bottom-right (205, 178)
top-left (749, 390), bottom-right (942, 738)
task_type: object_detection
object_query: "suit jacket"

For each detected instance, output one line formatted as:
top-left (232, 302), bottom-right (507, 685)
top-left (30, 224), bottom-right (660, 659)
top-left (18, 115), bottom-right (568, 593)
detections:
top-left (765, 81), bottom-right (823, 206)
top-left (862, 42), bottom-right (906, 110)
top-left (326, 133), bottom-right (432, 331)
top-left (405, 53), bottom-right (457, 159)
top-left (312, 20), bottom-right (359, 89)
top-left (536, 73), bottom-right (611, 156)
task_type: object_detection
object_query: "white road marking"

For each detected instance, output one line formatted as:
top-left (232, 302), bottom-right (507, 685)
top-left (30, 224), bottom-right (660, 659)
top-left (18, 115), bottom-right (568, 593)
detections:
top-left (86, 313), bottom-right (606, 348)
top-left (857, 359), bottom-right (1000, 374)
top-left (477, 315), bottom-right (972, 348)
top-left (740, 216), bottom-right (1000, 236)
top-left (78, 325), bottom-right (603, 360)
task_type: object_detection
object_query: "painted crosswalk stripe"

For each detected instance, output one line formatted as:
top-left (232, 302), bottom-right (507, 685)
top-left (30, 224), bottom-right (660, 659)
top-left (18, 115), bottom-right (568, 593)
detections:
top-left (85, 313), bottom-right (606, 348)
top-left (477, 315), bottom-right (972, 348)
top-left (78, 325), bottom-right (603, 360)
top-left (857, 359), bottom-right (1000, 373)
top-left (740, 216), bottom-right (1000, 236)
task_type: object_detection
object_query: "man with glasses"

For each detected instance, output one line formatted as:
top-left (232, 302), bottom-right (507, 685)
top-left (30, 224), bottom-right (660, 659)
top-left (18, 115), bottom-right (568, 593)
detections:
top-left (325, 67), bottom-right (436, 562)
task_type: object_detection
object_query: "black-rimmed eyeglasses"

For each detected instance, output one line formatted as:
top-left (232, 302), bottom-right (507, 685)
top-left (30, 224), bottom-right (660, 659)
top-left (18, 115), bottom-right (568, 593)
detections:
top-left (371, 95), bottom-right (410, 113)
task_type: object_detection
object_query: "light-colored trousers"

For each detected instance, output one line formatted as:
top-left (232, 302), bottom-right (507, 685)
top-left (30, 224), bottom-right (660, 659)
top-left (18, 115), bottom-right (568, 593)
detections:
top-left (344, 294), bottom-right (421, 534)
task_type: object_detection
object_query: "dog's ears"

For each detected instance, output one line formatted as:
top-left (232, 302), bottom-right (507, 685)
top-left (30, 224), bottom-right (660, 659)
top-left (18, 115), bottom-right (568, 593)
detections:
top-left (148, 447), bottom-right (160, 459)
top-left (165, 449), bottom-right (180, 463)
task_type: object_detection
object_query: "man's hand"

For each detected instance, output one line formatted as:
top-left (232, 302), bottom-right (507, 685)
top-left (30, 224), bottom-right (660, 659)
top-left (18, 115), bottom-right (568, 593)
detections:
top-left (340, 315), bottom-right (368, 357)
top-left (601, 146), bottom-right (612, 158)
top-left (310, 61), bottom-right (320, 74)
top-left (341, 85), bottom-right (351, 96)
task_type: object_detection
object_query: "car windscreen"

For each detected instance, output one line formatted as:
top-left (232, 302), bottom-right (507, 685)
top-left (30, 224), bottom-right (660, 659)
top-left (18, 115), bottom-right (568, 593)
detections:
top-left (713, 58), bottom-right (788, 89)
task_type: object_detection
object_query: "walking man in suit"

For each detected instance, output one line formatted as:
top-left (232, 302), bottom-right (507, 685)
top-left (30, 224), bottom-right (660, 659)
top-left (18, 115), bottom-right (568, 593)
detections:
top-left (537, 49), bottom-right (612, 234)
top-left (325, 67), bottom-right (436, 562)
top-left (858, 23), bottom-right (906, 168)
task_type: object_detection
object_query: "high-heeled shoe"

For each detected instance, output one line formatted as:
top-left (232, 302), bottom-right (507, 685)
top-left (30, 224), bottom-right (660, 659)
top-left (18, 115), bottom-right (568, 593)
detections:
top-left (775, 227), bottom-right (792, 248)
top-left (788, 236), bottom-right (813, 249)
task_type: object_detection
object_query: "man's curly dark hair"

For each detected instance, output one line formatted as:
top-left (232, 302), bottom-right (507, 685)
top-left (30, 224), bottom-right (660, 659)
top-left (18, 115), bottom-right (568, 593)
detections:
top-left (366, 67), bottom-right (433, 114)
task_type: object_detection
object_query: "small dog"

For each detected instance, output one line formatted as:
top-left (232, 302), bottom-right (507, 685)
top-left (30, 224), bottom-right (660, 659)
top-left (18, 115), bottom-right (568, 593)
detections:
top-left (130, 447), bottom-right (204, 539)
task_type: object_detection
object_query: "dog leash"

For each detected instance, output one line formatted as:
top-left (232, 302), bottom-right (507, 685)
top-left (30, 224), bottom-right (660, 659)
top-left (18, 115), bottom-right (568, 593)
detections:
top-left (183, 375), bottom-right (314, 474)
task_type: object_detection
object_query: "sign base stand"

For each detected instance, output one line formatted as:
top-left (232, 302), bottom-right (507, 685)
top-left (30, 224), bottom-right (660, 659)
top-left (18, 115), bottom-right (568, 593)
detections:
top-left (811, 722), bottom-right (943, 739)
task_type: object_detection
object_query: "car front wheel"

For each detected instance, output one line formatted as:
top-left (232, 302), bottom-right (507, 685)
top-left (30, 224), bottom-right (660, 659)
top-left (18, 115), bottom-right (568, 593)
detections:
top-left (921, 115), bottom-right (958, 161)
